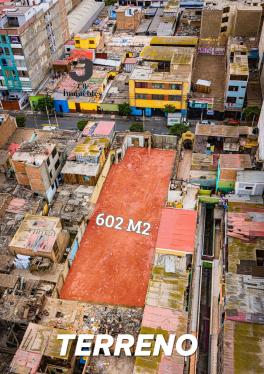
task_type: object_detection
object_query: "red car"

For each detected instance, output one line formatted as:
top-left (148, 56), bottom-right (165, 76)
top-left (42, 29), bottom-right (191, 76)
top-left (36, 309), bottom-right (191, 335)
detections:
top-left (225, 119), bottom-right (240, 125)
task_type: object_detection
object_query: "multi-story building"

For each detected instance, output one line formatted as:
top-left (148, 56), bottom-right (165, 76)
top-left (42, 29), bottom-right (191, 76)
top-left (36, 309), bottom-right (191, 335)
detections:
top-left (225, 43), bottom-right (249, 112)
top-left (0, 1), bottom-right (69, 110)
top-left (200, 2), bottom-right (262, 40)
top-left (129, 48), bottom-right (194, 116)
top-left (11, 140), bottom-right (64, 202)
top-left (258, 24), bottom-right (264, 96)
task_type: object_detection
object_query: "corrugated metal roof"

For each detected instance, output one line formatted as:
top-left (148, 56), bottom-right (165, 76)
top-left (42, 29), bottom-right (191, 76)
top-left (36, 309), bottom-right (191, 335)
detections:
top-left (156, 208), bottom-right (197, 254)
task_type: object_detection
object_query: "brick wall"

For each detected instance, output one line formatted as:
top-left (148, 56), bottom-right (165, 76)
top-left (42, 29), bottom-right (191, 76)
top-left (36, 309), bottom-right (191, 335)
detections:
top-left (0, 115), bottom-right (17, 148)
top-left (116, 10), bottom-right (142, 31)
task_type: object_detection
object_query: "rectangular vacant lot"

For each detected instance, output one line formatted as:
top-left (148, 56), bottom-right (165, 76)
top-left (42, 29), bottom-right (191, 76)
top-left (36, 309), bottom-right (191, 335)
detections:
top-left (60, 148), bottom-right (175, 307)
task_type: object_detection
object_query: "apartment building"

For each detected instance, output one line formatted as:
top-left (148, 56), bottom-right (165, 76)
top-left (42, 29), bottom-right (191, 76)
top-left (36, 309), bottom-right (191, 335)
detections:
top-left (11, 141), bottom-right (64, 202)
top-left (200, 2), bottom-right (262, 39)
top-left (225, 43), bottom-right (249, 111)
top-left (0, 1), bottom-right (69, 110)
top-left (129, 48), bottom-right (194, 116)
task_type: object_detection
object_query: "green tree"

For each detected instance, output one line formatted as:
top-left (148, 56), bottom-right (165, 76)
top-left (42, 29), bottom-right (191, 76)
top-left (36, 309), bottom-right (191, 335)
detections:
top-left (34, 96), bottom-right (54, 112)
top-left (164, 104), bottom-right (176, 114)
top-left (118, 103), bottom-right (131, 116)
top-left (169, 123), bottom-right (188, 136)
top-left (243, 106), bottom-right (261, 125)
top-left (77, 119), bottom-right (88, 131)
top-left (129, 122), bottom-right (143, 132)
top-left (16, 115), bottom-right (26, 128)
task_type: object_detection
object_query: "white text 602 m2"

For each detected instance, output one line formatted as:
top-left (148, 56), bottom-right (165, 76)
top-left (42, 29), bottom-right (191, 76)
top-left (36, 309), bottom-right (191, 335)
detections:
top-left (95, 213), bottom-right (151, 236)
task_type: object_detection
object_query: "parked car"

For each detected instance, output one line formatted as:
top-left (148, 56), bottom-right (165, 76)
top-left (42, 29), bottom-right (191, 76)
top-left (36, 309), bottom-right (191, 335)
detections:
top-left (200, 120), bottom-right (215, 125)
top-left (225, 119), bottom-right (240, 126)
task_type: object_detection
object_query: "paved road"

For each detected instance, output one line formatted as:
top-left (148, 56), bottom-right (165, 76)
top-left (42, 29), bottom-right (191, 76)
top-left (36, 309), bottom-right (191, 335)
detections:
top-left (24, 113), bottom-right (169, 134)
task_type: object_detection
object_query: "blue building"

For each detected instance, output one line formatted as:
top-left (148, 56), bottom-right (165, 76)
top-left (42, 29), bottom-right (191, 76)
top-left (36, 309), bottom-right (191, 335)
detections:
top-left (225, 44), bottom-right (249, 112)
top-left (180, 0), bottom-right (203, 8)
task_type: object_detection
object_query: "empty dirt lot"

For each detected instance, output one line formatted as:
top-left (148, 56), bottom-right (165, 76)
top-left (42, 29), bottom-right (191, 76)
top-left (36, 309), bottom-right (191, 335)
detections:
top-left (61, 147), bottom-right (175, 307)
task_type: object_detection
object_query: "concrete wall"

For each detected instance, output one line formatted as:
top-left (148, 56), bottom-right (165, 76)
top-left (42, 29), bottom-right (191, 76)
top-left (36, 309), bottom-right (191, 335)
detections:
top-left (0, 115), bottom-right (17, 148)
top-left (200, 9), bottom-right (223, 39)
top-left (116, 9), bottom-right (142, 31)
top-left (233, 8), bottom-right (262, 37)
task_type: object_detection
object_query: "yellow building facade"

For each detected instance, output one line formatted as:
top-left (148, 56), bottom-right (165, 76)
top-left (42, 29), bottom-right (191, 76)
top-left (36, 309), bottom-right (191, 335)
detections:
top-left (129, 67), bottom-right (191, 113)
top-left (129, 47), bottom-right (194, 115)
top-left (74, 32), bottom-right (101, 49)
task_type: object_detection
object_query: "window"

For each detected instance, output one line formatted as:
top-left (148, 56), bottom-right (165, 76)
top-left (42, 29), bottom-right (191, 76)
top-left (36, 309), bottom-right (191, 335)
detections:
top-left (152, 83), bottom-right (164, 89)
top-left (47, 158), bottom-right (50, 167)
top-left (50, 170), bottom-right (53, 179)
top-left (226, 97), bottom-right (236, 104)
top-left (75, 39), bottom-right (80, 44)
top-left (55, 159), bottom-right (60, 170)
top-left (89, 40), bottom-right (95, 44)
top-left (4, 47), bottom-right (10, 56)
top-left (170, 84), bottom-right (182, 90)
top-left (152, 94), bottom-right (164, 100)
top-left (136, 93), bottom-right (147, 99)
top-left (222, 16), bottom-right (229, 23)
top-left (51, 148), bottom-right (57, 158)
top-left (168, 95), bottom-right (181, 101)
top-left (230, 75), bottom-right (248, 81)
top-left (228, 86), bottom-right (239, 92)
top-left (135, 82), bottom-right (148, 88)
top-left (221, 26), bottom-right (227, 32)
top-left (223, 6), bottom-right (230, 13)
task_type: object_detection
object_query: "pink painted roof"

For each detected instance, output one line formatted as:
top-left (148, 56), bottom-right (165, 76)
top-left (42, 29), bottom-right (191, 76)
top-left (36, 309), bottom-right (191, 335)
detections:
top-left (142, 305), bottom-right (187, 333)
top-left (94, 121), bottom-right (115, 136)
top-left (125, 57), bottom-right (137, 64)
top-left (156, 208), bottom-right (197, 253)
top-left (10, 349), bottom-right (42, 373)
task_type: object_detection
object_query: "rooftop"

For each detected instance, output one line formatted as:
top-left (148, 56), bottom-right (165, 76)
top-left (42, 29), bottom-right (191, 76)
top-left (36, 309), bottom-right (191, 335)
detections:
top-left (9, 214), bottom-right (63, 255)
top-left (61, 161), bottom-right (100, 177)
top-left (236, 170), bottom-right (264, 183)
top-left (156, 208), bottom-right (197, 254)
top-left (12, 142), bottom-right (55, 165)
top-left (220, 154), bottom-right (252, 170)
top-left (195, 124), bottom-right (240, 138)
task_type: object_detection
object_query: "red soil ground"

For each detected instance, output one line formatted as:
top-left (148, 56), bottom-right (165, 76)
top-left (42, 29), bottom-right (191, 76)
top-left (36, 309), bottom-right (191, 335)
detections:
top-left (60, 148), bottom-right (175, 307)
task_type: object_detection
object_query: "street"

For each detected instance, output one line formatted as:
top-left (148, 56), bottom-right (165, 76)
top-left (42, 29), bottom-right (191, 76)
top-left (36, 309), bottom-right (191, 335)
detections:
top-left (23, 113), bottom-right (169, 134)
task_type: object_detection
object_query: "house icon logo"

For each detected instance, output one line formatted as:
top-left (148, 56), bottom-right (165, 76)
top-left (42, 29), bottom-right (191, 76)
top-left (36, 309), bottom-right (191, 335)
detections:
top-left (69, 58), bottom-right (93, 83)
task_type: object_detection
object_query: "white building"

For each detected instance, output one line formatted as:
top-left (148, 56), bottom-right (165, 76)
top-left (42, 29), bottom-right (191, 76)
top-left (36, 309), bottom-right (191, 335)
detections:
top-left (235, 171), bottom-right (264, 195)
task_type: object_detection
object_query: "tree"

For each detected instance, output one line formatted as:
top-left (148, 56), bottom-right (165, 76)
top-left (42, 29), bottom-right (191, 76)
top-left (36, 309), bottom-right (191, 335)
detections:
top-left (243, 106), bottom-right (261, 125)
top-left (164, 104), bottom-right (176, 114)
top-left (16, 115), bottom-right (26, 128)
top-left (129, 122), bottom-right (143, 132)
top-left (118, 102), bottom-right (131, 116)
top-left (169, 123), bottom-right (188, 136)
top-left (34, 96), bottom-right (54, 112)
top-left (77, 119), bottom-right (88, 131)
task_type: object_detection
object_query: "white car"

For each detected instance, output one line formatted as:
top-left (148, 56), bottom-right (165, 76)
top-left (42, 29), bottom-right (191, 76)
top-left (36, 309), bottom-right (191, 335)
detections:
top-left (200, 120), bottom-right (215, 125)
